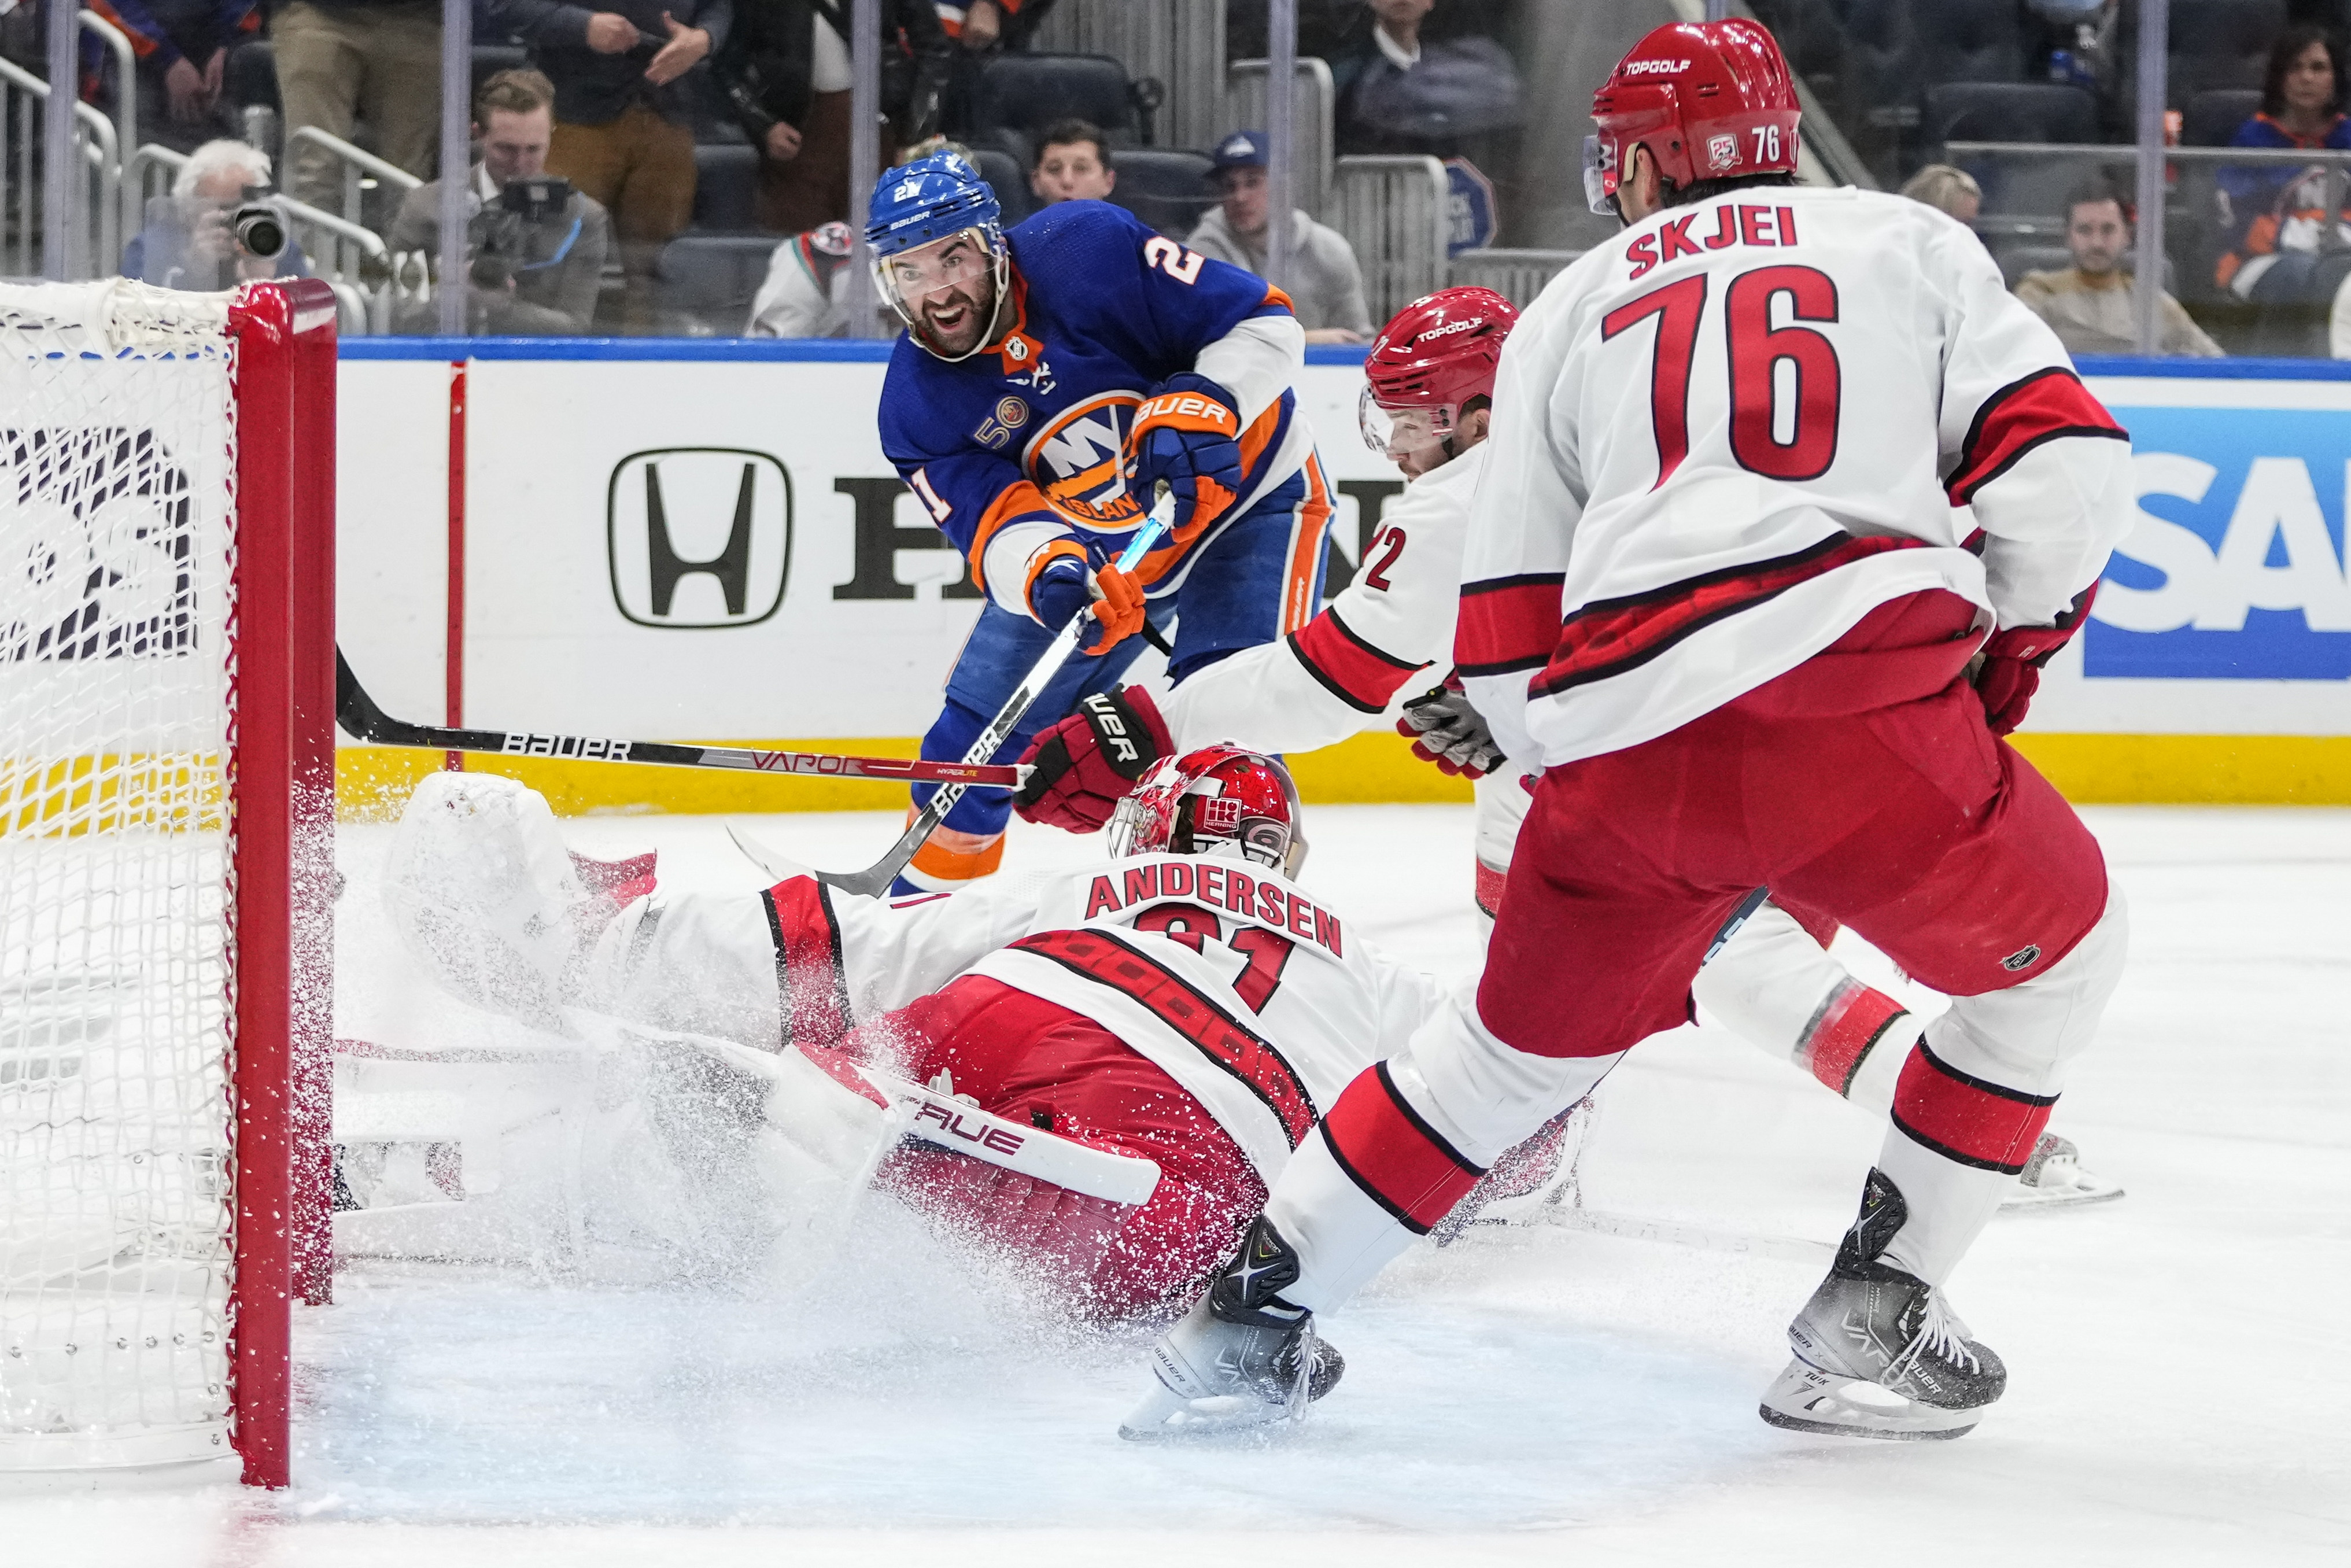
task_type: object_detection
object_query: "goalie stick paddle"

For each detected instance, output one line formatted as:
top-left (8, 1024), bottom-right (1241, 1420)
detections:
top-left (334, 649), bottom-right (1027, 789)
top-left (815, 492), bottom-right (1177, 899)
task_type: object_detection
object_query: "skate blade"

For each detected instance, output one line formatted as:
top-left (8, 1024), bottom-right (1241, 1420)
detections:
top-left (1757, 1359), bottom-right (1983, 1441)
top-left (2000, 1171), bottom-right (2125, 1212)
top-left (1117, 1380), bottom-right (1301, 1443)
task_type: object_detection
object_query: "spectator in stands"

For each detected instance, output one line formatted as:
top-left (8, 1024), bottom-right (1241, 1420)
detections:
top-left (1900, 164), bottom-right (1982, 228)
top-left (714, 0), bottom-right (950, 237)
top-left (745, 133), bottom-right (966, 336)
top-left (1029, 119), bottom-right (1114, 205)
top-left (2215, 26), bottom-right (2351, 303)
top-left (493, 0), bottom-right (728, 333)
top-left (90, 0), bottom-right (259, 154)
top-left (270, 0), bottom-right (442, 209)
top-left (387, 68), bottom-right (610, 336)
top-left (122, 136), bottom-right (309, 289)
top-left (1186, 131), bottom-right (1371, 346)
top-left (2016, 181), bottom-right (2221, 358)
top-left (936, 0), bottom-right (1053, 51)
top-left (1333, 0), bottom-right (1522, 161)
top-left (745, 217), bottom-right (856, 335)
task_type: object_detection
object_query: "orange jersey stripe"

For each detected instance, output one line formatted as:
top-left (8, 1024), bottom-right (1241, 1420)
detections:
top-left (1281, 456), bottom-right (1334, 633)
top-left (966, 479), bottom-right (1055, 593)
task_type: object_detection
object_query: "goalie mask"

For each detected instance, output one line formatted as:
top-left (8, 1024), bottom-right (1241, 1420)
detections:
top-left (1106, 746), bottom-right (1308, 879)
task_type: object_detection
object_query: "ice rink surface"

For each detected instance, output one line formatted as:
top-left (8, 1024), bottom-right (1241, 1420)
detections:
top-left (8, 803), bottom-right (2348, 1566)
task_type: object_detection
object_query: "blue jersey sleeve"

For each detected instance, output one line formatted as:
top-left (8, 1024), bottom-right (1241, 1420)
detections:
top-left (879, 344), bottom-right (1069, 605)
top-left (1006, 202), bottom-right (1293, 381)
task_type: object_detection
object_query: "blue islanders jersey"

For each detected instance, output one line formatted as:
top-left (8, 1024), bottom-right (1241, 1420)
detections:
top-left (876, 201), bottom-right (1309, 614)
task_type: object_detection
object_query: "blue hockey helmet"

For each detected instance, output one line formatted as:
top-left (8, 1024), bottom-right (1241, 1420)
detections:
top-left (865, 150), bottom-right (1010, 360)
top-left (865, 150), bottom-right (1000, 257)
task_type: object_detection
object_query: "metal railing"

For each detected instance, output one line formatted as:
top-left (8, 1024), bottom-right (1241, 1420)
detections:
top-left (286, 123), bottom-right (423, 234)
top-left (1947, 141), bottom-right (2351, 254)
top-left (1447, 248), bottom-right (1583, 311)
top-left (1227, 57), bottom-right (1333, 217)
top-left (1330, 154), bottom-right (1447, 323)
top-left (79, 8), bottom-right (138, 233)
top-left (1, 52), bottom-right (120, 279)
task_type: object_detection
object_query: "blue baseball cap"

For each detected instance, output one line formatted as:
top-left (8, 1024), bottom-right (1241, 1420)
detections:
top-left (1212, 131), bottom-right (1268, 173)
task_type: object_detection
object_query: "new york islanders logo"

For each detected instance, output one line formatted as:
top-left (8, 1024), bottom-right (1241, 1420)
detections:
top-left (1023, 391), bottom-right (1146, 527)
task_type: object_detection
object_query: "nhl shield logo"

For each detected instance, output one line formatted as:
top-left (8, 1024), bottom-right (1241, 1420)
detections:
top-left (1707, 134), bottom-right (1739, 171)
top-left (2001, 943), bottom-right (2043, 972)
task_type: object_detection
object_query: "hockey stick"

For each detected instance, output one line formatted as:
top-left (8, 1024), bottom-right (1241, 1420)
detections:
top-left (816, 492), bottom-right (1176, 898)
top-left (335, 648), bottom-right (1027, 789)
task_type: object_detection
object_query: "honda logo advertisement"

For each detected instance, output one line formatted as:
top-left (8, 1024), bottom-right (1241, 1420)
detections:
top-left (607, 448), bottom-right (792, 629)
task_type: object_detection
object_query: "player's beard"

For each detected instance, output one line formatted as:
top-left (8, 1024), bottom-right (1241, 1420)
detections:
top-left (917, 278), bottom-right (997, 357)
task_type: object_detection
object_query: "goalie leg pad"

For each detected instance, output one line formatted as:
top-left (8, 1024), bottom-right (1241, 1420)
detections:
top-left (857, 976), bottom-right (1267, 1322)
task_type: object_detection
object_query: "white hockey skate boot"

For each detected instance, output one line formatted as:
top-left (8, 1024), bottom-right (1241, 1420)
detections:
top-left (2001, 1131), bottom-right (2124, 1211)
top-left (382, 772), bottom-right (596, 1025)
top-left (1761, 1169), bottom-right (2007, 1441)
top-left (1120, 1217), bottom-right (1345, 1440)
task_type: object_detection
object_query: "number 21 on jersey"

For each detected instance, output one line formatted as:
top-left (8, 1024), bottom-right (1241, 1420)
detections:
top-left (1602, 264), bottom-right (1841, 488)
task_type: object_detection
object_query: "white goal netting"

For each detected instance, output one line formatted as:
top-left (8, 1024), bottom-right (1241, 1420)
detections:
top-left (1, 281), bottom-right (243, 1467)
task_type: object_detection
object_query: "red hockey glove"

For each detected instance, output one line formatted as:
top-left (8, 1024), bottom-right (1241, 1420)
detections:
top-left (1027, 547), bottom-right (1146, 655)
top-left (1014, 684), bottom-right (1173, 833)
top-left (1974, 584), bottom-right (2097, 737)
top-left (1124, 373), bottom-right (1246, 536)
top-left (1396, 674), bottom-right (1506, 777)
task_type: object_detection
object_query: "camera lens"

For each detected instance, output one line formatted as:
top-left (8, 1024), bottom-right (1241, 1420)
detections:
top-left (231, 205), bottom-right (287, 260)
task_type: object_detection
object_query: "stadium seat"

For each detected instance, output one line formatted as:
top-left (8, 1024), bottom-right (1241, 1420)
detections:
top-left (654, 234), bottom-right (783, 333)
top-left (1994, 241), bottom-right (2076, 289)
top-left (969, 53), bottom-right (1141, 166)
top-left (2167, 0), bottom-right (2287, 99)
top-left (970, 147), bottom-right (1038, 227)
top-left (471, 43), bottom-right (530, 97)
top-left (1930, 83), bottom-right (2099, 217)
top-left (2183, 88), bottom-right (2265, 146)
top-left (1928, 82), bottom-right (2098, 148)
top-left (691, 144), bottom-right (763, 233)
top-left (1107, 148), bottom-right (1217, 239)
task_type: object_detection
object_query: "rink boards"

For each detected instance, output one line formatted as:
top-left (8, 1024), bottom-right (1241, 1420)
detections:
top-left (327, 341), bottom-right (2351, 813)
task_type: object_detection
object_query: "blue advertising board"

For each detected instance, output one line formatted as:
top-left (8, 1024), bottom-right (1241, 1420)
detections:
top-left (2086, 382), bottom-right (2351, 684)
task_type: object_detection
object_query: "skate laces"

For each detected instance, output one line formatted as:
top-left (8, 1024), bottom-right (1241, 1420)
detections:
top-left (1891, 1288), bottom-right (1980, 1378)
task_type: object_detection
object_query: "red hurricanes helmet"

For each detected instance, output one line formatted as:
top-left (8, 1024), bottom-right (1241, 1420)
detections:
top-left (1586, 19), bottom-right (1800, 216)
top-left (1105, 746), bottom-right (1308, 877)
top-left (1359, 286), bottom-right (1519, 459)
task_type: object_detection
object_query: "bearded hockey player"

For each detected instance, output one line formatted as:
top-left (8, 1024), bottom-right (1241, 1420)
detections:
top-left (1129, 18), bottom-right (2135, 1442)
top-left (383, 757), bottom-right (1556, 1368)
top-left (1014, 285), bottom-right (2113, 1211)
top-left (868, 150), bottom-right (1333, 895)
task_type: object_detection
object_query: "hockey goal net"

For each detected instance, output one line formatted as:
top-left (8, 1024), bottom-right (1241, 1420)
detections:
top-left (0, 278), bottom-right (336, 1487)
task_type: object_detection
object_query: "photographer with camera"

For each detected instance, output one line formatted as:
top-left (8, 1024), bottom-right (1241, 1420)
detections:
top-left (387, 69), bottom-right (613, 337)
top-left (121, 139), bottom-right (310, 293)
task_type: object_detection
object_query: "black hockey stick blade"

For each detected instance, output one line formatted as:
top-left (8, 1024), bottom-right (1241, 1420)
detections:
top-left (335, 647), bottom-right (1023, 785)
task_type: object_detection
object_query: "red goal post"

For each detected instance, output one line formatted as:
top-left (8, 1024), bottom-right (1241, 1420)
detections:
top-left (0, 278), bottom-right (336, 1488)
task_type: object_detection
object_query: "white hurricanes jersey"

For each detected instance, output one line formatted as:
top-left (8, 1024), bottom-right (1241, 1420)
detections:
top-left (1454, 185), bottom-right (2137, 770)
top-left (1154, 444), bottom-right (1487, 752)
top-left (610, 858), bottom-right (1444, 1185)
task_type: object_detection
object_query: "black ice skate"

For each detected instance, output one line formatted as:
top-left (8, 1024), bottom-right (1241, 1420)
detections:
top-left (1119, 1217), bottom-right (1344, 1440)
top-left (1760, 1169), bottom-right (2007, 1441)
